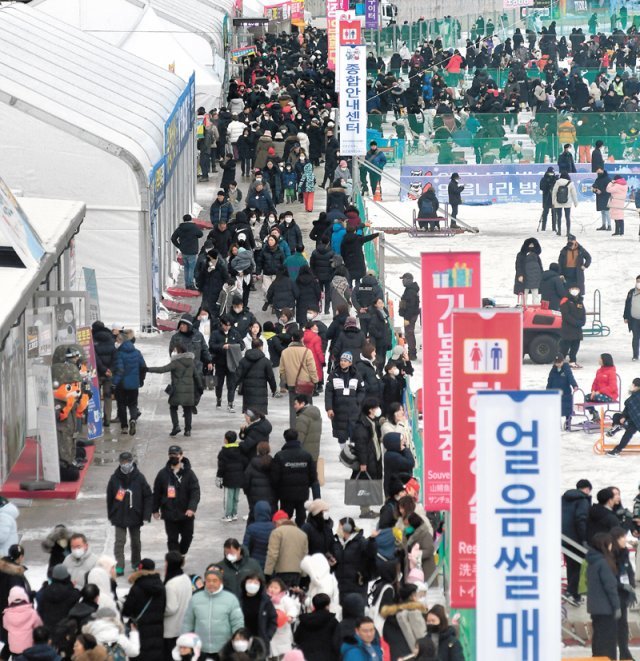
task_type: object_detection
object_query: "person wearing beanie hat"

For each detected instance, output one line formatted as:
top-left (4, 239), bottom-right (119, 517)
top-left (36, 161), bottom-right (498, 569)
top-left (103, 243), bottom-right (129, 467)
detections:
top-left (35, 563), bottom-right (80, 632)
top-left (171, 214), bottom-right (204, 290)
top-left (330, 316), bottom-right (365, 367)
top-left (172, 632), bottom-right (201, 660)
top-left (3, 586), bottom-right (42, 656)
top-left (325, 350), bottom-right (364, 450)
top-left (561, 479), bottom-right (592, 604)
top-left (301, 500), bottom-right (334, 556)
top-left (539, 261), bottom-right (568, 312)
top-left (539, 167), bottom-right (558, 231)
top-left (381, 431), bottom-right (415, 499)
top-left (105, 448), bottom-right (153, 575)
top-left (447, 172), bottom-right (465, 228)
top-left (264, 506), bottom-right (309, 585)
top-left (122, 558), bottom-right (166, 660)
top-left (195, 242), bottom-right (229, 322)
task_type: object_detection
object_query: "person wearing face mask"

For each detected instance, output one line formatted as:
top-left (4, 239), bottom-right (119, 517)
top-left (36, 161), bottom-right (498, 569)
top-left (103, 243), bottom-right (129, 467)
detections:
top-left (182, 569), bottom-right (244, 659)
top-left (559, 285), bottom-right (586, 369)
top-left (558, 235), bottom-right (591, 295)
top-left (41, 524), bottom-right (72, 579)
top-left (62, 535), bottom-right (97, 589)
top-left (219, 627), bottom-right (267, 661)
top-left (195, 248), bottom-right (229, 322)
top-left (351, 398), bottom-right (383, 519)
top-left (238, 574), bottom-right (277, 647)
top-left (152, 446), bottom-right (201, 556)
top-left (105, 452), bottom-right (153, 576)
top-left (277, 213), bottom-right (303, 254)
top-left (606, 378), bottom-right (640, 456)
top-left (301, 500), bottom-right (334, 556)
top-left (419, 604), bottom-right (464, 661)
top-left (380, 365), bottom-right (406, 419)
top-left (546, 354), bottom-right (579, 431)
top-left (171, 632), bottom-right (201, 661)
top-left (513, 237), bottom-right (543, 305)
top-left (213, 540), bottom-right (264, 599)
top-left (623, 275), bottom-right (640, 361)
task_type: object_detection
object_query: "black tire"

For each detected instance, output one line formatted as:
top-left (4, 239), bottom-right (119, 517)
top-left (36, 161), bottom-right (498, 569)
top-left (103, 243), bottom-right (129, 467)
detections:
top-left (528, 333), bottom-right (559, 364)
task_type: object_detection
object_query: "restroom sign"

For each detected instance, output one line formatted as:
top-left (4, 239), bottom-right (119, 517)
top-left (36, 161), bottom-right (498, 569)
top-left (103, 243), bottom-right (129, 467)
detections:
top-left (464, 339), bottom-right (509, 374)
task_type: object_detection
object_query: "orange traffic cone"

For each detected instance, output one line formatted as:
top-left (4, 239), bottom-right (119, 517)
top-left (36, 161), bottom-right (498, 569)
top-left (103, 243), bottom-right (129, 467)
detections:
top-left (373, 181), bottom-right (382, 201)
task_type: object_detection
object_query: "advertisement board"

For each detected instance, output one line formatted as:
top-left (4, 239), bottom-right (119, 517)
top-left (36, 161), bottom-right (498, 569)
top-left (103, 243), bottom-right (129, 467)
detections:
top-left (476, 391), bottom-right (561, 661)
top-left (339, 45), bottom-right (367, 157)
top-left (327, 0), bottom-right (348, 70)
top-left (421, 253), bottom-right (481, 510)
top-left (164, 75), bottom-right (195, 181)
top-left (450, 309), bottom-right (522, 608)
top-left (76, 327), bottom-right (103, 441)
top-left (31, 364), bottom-right (60, 483)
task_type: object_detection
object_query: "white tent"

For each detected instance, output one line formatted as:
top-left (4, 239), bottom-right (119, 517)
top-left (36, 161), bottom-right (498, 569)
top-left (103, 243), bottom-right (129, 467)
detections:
top-left (32, 0), bottom-right (224, 110)
top-left (0, 4), bottom-right (195, 328)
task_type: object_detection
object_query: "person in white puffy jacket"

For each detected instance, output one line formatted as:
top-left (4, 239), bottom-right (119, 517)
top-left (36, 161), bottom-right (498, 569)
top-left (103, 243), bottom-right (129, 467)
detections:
top-left (82, 607), bottom-right (140, 657)
top-left (300, 553), bottom-right (341, 617)
top-left (0, 499), bottom-right (19, 557)
top-left (86, 556), bottom-right (119, 614)
top-left (267, 577), bottom-right (300, 658)
top-left (163, 551), bottom-right (193, 658)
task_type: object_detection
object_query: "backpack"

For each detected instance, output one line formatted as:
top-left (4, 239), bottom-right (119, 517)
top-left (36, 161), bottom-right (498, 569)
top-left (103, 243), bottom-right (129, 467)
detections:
top-left (556, 184), bottom-right (569, 204)
top-left (104, 642), bottom-right (127, 661)
top-left (366, 582), bottom-right (394, 636)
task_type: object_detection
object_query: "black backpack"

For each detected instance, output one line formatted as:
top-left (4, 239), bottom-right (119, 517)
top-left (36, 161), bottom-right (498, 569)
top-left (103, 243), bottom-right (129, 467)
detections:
top-left (556, 184), bottom-right (569, 204)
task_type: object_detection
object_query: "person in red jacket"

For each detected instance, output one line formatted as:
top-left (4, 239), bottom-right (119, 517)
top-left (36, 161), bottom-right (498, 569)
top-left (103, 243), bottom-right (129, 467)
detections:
top-left (303, 321), bottom-right (325, 395)
top-left (585, 353), bottom-right (618, 423)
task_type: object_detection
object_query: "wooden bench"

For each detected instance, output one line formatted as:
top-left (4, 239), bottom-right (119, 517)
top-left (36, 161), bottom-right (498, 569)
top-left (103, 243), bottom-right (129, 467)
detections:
top-left (410, 209), bottom-right (457, 237)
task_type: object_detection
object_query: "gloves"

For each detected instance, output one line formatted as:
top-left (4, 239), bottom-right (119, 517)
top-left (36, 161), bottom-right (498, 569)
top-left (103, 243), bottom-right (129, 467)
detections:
top-left (215, 477), bottom-right (223, 489)
top-left (614, 608), bottom-right (622, 620)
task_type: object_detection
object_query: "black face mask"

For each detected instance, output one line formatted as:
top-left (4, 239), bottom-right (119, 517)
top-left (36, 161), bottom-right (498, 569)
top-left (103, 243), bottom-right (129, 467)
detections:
top-left (427, 624), bottom-right (440, 635)
top-left (169, 456), bottom-right (180, 466)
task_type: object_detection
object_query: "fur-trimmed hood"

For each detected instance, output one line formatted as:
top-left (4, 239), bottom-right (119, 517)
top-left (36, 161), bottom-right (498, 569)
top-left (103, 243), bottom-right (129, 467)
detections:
top-left (380, 601), bottom-right (427, 618)
top-left (41, 525), bottom-right (71, 552)
top-left (0, 558), bottom-right (25, 576)
top-left (128, 569), bottom-right (160, 585)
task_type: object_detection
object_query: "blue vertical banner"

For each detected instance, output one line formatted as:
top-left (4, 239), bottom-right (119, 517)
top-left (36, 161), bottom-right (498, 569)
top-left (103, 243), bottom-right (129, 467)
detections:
top-left (476, 391), bottom-right (561, 661)
top-left (164, 74), bottom-right (196, 182)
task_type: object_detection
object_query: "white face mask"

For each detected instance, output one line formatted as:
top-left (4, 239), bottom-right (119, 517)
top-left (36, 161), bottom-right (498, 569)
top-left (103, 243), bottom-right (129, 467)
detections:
top-left (391, 368), bottom-right (400, 376)
top-left (322, 511), bottom-right (330, 520)
top-left (71, 547), bottom-right (86, 559)
top-left (569, 289), bottom-right (580, 297)
top-left (232, 640), bottom-right (250, 653)
top-left (374, 407), bottom-right (382, 418)
top-left (306, 313), bottom-right (316, 320)
top-left (58, 539), bottom-right (68, 549)
top-left (635, 282), bottom-right (640, 290)
top-left (245, 582), bottom-right (260, 595)
top-left (226, 553), bottom-right (238, 563)
top-left (233, 307), bottom-right (243, 314)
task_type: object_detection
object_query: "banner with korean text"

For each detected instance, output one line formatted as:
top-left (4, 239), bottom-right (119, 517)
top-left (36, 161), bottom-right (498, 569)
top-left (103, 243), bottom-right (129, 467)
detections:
top-left (476, 391), bottom-right (560, 661)
top-left (339, 45), bottom-right (367, 157)
top-left (365, 0), bottom-right (378, 28)
top-left (450, 309), bottom-right (522, 608)
top-left (421, 253), bottom-right (481, 510)
top-left (327, 0), bottom-right (347, 70)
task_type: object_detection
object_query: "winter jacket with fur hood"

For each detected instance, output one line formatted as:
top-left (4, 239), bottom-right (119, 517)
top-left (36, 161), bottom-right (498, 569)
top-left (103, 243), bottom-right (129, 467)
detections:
top-left (300, 554), bottom-right (341, 616)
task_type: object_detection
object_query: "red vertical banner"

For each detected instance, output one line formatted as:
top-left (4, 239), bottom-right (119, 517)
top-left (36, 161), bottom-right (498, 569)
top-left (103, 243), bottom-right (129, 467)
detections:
top-left (421, 252), bottom-right (481, 511)
top-left (449, 309), bottom-right (522, 608)
top-left (327, 0), bottom-right (348, 70)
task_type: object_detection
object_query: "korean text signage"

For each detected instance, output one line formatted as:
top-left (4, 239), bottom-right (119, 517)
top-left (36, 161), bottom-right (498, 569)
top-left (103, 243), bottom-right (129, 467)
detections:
top-left (339, 45), bottom-right (367, 157)
top-left (264, 1), bottom-right (291, 21)
top-left (421, 253), bottom-right (481, 510)
top-left (291, 0), bottom-right (305, 26)
top-left (450, 309), bottom-right (522, 608)
top-left (327, 0), bottom-right (348, 70)
top-left (164, 74), bottom-right (195, 181)
top-left (476, 391), bottom-right (560, 661)
top-left (365, 0), bottom-right (378, 28)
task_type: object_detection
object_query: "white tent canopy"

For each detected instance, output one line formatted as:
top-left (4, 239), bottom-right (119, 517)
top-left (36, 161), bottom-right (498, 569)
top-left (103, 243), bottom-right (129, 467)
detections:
top-left (0, 4), bottom-right (194, 328)
top-left (32, 0), bottom-right (224, 109)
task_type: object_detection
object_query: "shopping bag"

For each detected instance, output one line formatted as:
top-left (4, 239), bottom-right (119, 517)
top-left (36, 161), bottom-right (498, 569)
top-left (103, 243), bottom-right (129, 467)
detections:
top-left (344, 472), bottom-right (384, 506)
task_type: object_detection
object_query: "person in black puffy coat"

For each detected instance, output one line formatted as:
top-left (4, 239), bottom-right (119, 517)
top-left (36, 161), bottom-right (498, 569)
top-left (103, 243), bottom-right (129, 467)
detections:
top-left (331, 317), bottom-right (366, 363)
top-left (266, 268), bottom-right (299, 316)
top-left (295, 266), bottom-right (321, 325)
top-left (357, 342), bottom-right (382, 401)
top-left (325, 353), bottom-right (364, 445)
top-left (242, 500), bottom-right (274, 569)
top-left (301, 500), bottom-right (335, 556)
top-left (195, 248), bottom-right (229, 317)
top-left (278, 214), bottom-right (304, 253)
top-left (106, 453), bottom-right (153, 572)
top-left (217, 431), bottom-right (248, 521)
top-left (239, 410), bottom-right (273, 459)
top-left (539, 262), bottom-right (567, 311)
top-left (92, 321), bottom-right (117, 427)
top-left (152, 449), bottom-right (200, 555)
top-left (331, 521), bottom-right (377, 606)
top-left (235, 341), bottom-right (277, 414)
top-left (294, 593), bottom-right (339, 661)
top-left (271, 430), bottom-right (317, 526)
top-left (382, 432), bottom-right (415, 498)
top-left (122, 559), bottom-right (166, 661)
top-left (352, 398), bottom-right (383, 518)
top-left (310, 239), bottom-right (335, 313)
top-left (366, 299), bottom-right (392, 376)
top-left (35, 565), bottom-right (80, 631)
top-left (243, 442), bottom-right (277, 522)
top-left (340, 227), bottom-right (379, 285)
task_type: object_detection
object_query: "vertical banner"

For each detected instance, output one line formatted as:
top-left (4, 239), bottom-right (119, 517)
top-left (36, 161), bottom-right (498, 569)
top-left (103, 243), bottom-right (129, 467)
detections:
top-left (291, 0), bottom-right (305, 26)
top-left (421, 253), bottom-right (481, 510)
top-left (54, 303), bottom-right (76, 345)
top-left (450, 309), bottom-right (522, 608)
top-left (31, 365), bottom-right (60, 483)
top-left (327, 0), bottom-right (347, 70)
top-left (339, 45), bottom-right (367, 157)
top-left (365, 0), bottom-right (378, 28)
top-left (82, 268), bottom-right (101, 324)
top-left (76, 327), bottom-right (103, 441)
top-left (476, 391), bottom-right (560, 661)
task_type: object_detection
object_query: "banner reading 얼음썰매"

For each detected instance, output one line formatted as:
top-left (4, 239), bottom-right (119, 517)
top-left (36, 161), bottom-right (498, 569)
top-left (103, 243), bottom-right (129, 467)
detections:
top-left (449, 308), bottom-right (522, 608)
top-left (421, 253), bottom-right (481, 511)
top-left (327, 0), bottom-right (347, 70)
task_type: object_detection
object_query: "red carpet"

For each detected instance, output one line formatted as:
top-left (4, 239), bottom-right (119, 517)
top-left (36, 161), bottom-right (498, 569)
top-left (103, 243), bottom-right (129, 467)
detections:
top-left (166, 287), bottom-right (201, 299)
top-left (0, 437), bottom-right (95, 500)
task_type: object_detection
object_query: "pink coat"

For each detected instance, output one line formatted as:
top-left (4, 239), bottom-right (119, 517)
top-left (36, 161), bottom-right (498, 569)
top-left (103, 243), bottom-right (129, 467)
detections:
top-left (606, 178), bottom-right (628, 221)
top-left (3, 603), bottom-right (42, 653)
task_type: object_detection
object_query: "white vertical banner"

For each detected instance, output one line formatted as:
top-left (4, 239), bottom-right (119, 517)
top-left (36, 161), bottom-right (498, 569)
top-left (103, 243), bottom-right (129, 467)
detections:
top-left (476, 390), bottom-right (561, 661)
top-left (339, 44), bottom-right (367, 157)
top-left (32, 364), bottom-right (60, 483)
